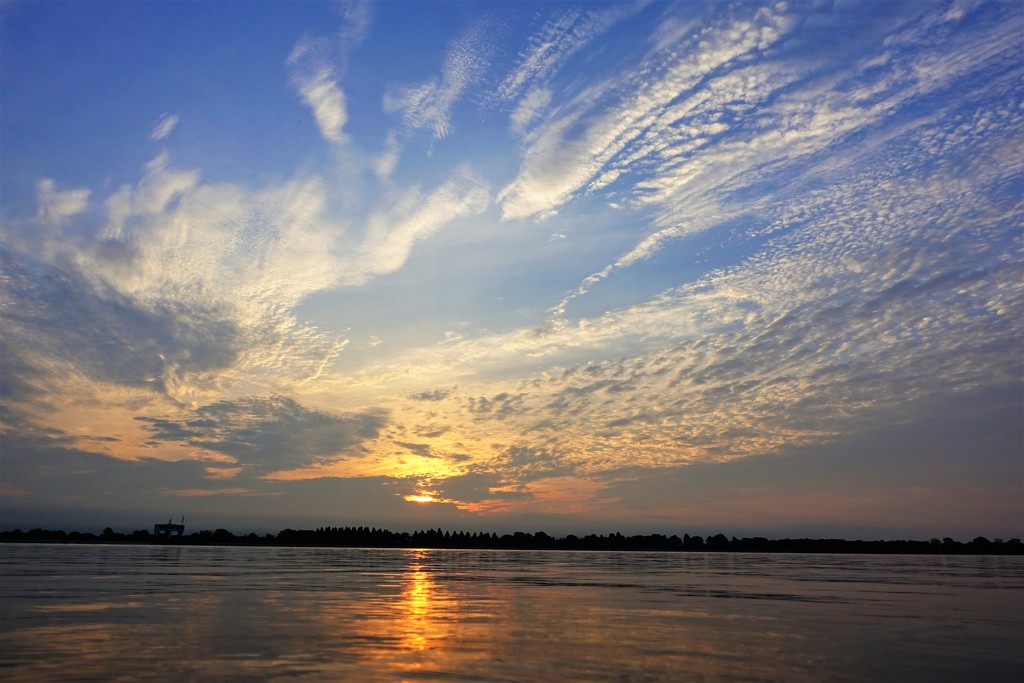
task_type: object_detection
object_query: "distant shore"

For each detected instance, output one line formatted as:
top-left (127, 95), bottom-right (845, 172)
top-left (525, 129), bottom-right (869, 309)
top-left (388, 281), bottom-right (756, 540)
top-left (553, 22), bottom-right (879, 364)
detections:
top-left (1, 526), bottom-right (1021, 554)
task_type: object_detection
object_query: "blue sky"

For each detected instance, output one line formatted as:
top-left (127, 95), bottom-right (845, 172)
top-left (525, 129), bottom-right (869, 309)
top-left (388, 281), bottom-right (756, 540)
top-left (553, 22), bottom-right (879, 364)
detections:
top-left (1, 0), bottom-right (1021, 538)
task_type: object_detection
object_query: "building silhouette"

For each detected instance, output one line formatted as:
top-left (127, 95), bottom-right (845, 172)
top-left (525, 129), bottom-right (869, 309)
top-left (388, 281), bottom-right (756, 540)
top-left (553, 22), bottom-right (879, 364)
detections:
top-left (153, 516), bottom-right (185, 539)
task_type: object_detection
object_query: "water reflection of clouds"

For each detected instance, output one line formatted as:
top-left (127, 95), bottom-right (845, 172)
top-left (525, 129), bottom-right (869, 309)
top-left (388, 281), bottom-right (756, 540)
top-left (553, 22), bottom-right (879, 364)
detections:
top-left (31, 601), bottom-right (143, 612)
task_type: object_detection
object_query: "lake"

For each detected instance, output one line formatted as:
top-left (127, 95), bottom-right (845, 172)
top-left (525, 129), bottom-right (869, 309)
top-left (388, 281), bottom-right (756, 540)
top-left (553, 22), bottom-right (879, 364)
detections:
top-left (1, 544), bottom-right (1021, 681)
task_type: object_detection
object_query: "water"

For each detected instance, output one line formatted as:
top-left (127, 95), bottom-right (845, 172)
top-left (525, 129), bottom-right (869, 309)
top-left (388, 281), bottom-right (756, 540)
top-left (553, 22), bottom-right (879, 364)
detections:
top-left (1, 545), bottom-right (1021, 682)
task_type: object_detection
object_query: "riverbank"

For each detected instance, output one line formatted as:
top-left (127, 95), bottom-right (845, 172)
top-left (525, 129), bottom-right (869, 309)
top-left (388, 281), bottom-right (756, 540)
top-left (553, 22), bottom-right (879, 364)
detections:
top-left (2, 526), bottom-right (1020, 554)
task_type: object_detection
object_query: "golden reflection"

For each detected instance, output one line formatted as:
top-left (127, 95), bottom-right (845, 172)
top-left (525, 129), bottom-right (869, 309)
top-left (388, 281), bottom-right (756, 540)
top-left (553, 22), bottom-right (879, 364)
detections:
top-left (401, 557), bottom-right (437, 652)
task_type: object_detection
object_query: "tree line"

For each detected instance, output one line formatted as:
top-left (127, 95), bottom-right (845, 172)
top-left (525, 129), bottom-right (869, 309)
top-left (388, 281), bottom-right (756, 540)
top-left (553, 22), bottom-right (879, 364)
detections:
top-left (1, 525), bottom-right (1021, 554)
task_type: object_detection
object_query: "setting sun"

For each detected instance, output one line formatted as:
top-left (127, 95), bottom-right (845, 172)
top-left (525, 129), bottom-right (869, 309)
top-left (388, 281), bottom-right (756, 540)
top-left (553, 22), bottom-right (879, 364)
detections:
top-left (404, 494), bottom-right (436, 504)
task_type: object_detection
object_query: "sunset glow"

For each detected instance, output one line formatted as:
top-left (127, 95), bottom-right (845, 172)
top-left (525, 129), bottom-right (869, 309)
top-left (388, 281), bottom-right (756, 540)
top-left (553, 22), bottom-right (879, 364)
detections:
top-left (1, 0), bottom-right (1020, 538)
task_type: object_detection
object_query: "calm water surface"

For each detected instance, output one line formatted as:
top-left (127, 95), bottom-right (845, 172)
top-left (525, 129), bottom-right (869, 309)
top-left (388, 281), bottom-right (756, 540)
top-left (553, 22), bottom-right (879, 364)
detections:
top-left (0, 544), bottom-right (1021, 681)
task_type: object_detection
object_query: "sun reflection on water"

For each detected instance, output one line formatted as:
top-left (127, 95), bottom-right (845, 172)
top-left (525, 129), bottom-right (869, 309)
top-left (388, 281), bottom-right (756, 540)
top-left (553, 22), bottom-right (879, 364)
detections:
top-left (401, 561), bottom-right (434, 651)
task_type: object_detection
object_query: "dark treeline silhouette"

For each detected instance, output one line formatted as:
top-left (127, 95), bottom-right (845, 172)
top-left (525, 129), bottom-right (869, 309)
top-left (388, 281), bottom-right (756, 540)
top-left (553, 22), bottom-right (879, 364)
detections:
top-left (1, 525), bottom-right (1021, 554)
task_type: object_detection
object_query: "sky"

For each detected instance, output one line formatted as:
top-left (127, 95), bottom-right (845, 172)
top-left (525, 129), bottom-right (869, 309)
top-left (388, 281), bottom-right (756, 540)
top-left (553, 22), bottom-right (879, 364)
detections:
top-left (1, 0), bottom-right (1021, 539)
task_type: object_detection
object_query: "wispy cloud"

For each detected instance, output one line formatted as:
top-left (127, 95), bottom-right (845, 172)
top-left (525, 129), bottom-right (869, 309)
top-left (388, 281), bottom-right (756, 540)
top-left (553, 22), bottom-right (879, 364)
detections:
top-left (289, 40), bottom-right (348, 143)
top-left (286, 2), bottom-right (371, 144)
top-left (509, 87), bottom-right (551, 138)
top-left (498, 5), bottom-right (797, 221)
top-left (3, 118), bottom-right (488, 442)
top-left (34, 178), bottom-right (89, 227)
top-left (335, 0), bottom-right (371, 45)
top-left (149, 112), bottom-right (180, 141)
top-left (511, 0), bottom-right (1019, 316)
top-left (495, 4), bottom-right (641, 103)
top-left (338, 49), bottom-right (1022, 490)
top-left (346, 165), bottom-right (490, 284)
top-left (383, 23), bottom-right (490, 140)
top-left (373, 132), bottom-right (402, 180)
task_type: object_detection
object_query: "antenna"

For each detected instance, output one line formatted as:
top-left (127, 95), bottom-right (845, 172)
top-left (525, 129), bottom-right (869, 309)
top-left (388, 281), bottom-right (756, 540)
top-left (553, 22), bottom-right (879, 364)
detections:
top-left (180, 515), bottom-right (185, 525)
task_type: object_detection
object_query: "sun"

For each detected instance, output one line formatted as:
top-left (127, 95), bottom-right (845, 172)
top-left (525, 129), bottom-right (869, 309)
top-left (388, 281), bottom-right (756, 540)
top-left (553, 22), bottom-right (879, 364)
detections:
top-left (404, 494), bottom-right (436, 503)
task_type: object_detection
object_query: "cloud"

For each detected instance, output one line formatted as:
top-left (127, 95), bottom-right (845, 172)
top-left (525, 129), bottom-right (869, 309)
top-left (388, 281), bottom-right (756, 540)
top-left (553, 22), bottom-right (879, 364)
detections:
top-left (498, 5), bottom-right (797, 221)
top-left (0, 248), bottom-right (242, 408)
top-left (149, 113), bottom-right (180, 141)
top-left (285, 4), bottom-right (371, 144)
top-left (465, 392), bottom-right (524, 420)
top-left (373, 132), bottom-right (402, 180)
top-left (3, 114), bottom-right (489, 424)
top-left (102, 162), bottom-right (201, 240)
top-left (486, 445), bottom-right (573, 482)
top-left (136, 395), bottom-right (387, 474)
top-left (159, 487), bottom-right (265, 497)
top-left (288, 40), bottom-right (348, 143)
top-left (346, 165), bottom-right (490, 284)
top-left (298, 70), bottom-right (348, 143)
top-left (383, 23), bottom-right (489, 140)
top-left (334, 0), bottom-right (371, 45)
top-left (4, 163), bottom-right (358, 409)
top-left (510, 0), bottom-right (1020, 318)
top-left (409, 387), bottom-right (454, 402)
top-left (595, 383), bottom-right (1024, 536)
top-left (402, 446), bottom-right (576, 512)
top-left (434, 471), bottom-right (530, 504)
top-left (422, 450), bottom-right (577, 508)
top-left (0, 423), bottom-right (466, 531)
top-left (0, 426), bottom-right (225, 507)
top-left (35, 179), bottom-right (89, 227)
top-left (509, 87), bottom-right (551, 137)
top-left (495, 4), bottom-right (641, 103)
top-left (344, 51), bottom-right (1022, 485)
